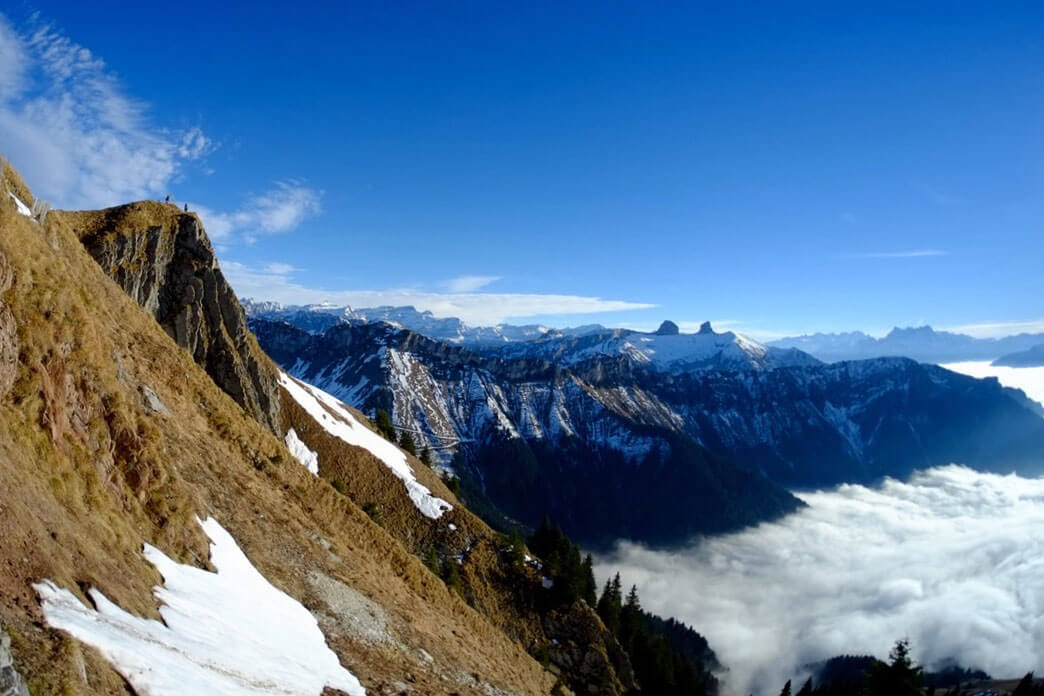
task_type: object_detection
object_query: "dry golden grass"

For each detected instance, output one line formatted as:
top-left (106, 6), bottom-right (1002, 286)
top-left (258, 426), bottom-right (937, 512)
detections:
top-left (1, 160), bottom-right (34, 208)
top-left (0, 165), bottom-right (557, 695)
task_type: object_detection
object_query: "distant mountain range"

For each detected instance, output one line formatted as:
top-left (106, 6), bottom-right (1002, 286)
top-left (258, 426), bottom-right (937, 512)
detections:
top-left (241, 301), bottom-right (1044, 365)
top-left (994, 343), bottom-right (1044, 368)
top-left (768, 326), bottom-right (1044, 364)
top-left (240, 299), bottom-right (596, 346)
top-left (242, 301), bottom-right (820, 371)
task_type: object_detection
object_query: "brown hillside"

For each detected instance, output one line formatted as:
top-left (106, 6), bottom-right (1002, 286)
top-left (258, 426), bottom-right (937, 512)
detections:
top-left (0, 159), bottom-right (560, 695)
top-left (58, 202), bottom-right (282, 434)
top-left (279, 385), bottom-right (637, 696)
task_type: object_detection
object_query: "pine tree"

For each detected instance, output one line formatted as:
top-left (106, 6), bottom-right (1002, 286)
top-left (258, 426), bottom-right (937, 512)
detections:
top-left (625, 585), bottom-right (641, 611)
top-left (419, 447), bottom-right (432, 466)
top-left (778, 679), bottom-right (791, 696)
top-left (398, 430), bottom-right (417, 456)
top-left (867, 639), bottom-right (924, 696)
top-left (1013, 673), bottom-right (1036, 696)
top-left (597, 574), bottom-right (623, 636)
top-left (441, 558), bottom-right (461, 592)
top-left (618, 584), bottom-right (643, 650)
top-left (424, 547), bottom-right (439, 575)
top-left (374, 410), bottom-right (396, 440)
top-left (581, 554), bottom-right (597, 606)
top-left (795, 677), bottom-right (813, 696)
top-left (441, 473), bottom-right (461, 496)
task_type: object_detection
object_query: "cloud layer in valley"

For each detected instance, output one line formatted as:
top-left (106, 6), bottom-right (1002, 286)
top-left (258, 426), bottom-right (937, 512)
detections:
top-left (942, 361), bottom-right (1044, 407)
top-left (596, 465), bottom-right (1044, 696)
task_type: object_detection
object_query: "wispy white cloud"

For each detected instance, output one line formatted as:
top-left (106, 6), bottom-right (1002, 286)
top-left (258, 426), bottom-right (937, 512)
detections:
top-left (847, 249), bottom-right (948, 259)
top-left (263, 262), bottom-right (299, 275)
top-left (192, 181), bottom-right (322, 242)
top-left (222, 262), bottom-right (654, 325)
top-left (943, 318), bottom-right (1044, 339)
top-left (0, 13), bottom-right (212, 208)
top-left (597, 466), bottom-right (1044, 696)
top-left (442, 275), bottom-right (501, 293)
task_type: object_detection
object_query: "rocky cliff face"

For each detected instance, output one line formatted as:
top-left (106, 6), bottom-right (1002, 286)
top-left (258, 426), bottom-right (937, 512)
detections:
top-left (67, 203), bottom-right (282, 434)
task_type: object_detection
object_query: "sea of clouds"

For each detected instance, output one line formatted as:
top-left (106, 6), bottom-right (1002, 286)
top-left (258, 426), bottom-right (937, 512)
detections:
top-left (597, 465), bottom-right (1044, 696)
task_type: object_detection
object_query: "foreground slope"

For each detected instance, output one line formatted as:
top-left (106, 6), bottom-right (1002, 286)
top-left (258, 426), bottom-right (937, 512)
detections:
top-left (0, 164), bottom-right (567, 695)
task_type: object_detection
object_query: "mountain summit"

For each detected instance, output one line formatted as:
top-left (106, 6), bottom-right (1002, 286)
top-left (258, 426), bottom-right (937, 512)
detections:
top-left (656, 320), bottom-right (681, 335)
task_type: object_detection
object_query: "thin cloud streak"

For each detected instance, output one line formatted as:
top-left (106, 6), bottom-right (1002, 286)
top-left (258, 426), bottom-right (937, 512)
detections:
top-left (943, 318), bottom-right (1044, 339)
top-left (193, 181), bottom-right (322, 242)
top-left (442, 275), bottom-right (501, 293)
top-left (847, 249), bottom-right (948, 259)
top-left (222, 261), bottom-right (654, 325)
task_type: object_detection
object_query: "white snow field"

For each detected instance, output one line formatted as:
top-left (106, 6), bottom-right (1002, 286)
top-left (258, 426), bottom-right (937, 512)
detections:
top-left (285, 427), bottom-right (320, 475)
top-left (279, 372), bottom-right (452, 519)
top-left (35, 517), bottom-right (365, 696)
top-left (941, 360), bottom-right (1044, 407)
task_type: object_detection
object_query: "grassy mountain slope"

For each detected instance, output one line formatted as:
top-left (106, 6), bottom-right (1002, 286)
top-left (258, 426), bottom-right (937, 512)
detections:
top-left (0, 161), bottom-right (567, 695)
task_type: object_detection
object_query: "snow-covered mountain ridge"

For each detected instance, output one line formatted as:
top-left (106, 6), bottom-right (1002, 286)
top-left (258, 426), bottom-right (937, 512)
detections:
top-left (241, 299), bottom-right (574, 345)
top-left (243, 301), bottom-right (817, 373)
top-left (252, 316), bottom-right (1044, 544)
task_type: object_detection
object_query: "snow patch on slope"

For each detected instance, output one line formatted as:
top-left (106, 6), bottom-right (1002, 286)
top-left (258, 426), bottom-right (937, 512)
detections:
top-left (279, 372), bottom-right (453, 519)
top-left (34, 517), bottom-right (365, 696)
top-left (7, 192), bottom-right (31, 217)
top-left (285, 427), bottom-right (320, 475)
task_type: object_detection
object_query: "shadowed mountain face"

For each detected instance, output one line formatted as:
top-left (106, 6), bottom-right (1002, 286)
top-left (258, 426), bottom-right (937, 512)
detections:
top-left (252, 318), bottom-right (1044, 545)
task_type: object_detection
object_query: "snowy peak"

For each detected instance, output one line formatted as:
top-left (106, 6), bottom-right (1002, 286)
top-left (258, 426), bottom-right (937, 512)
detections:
top-left (242, 300), bottom-right (557, 345)
top-left (489, 322), bottom-right (817, 372)
top-left (246, 302), bottom-right (818, 373)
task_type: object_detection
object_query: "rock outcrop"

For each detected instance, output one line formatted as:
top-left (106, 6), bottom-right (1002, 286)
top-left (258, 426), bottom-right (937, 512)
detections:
top-left (655, 319), bottom-right (680, 336)
top-left (0, 629), bottom-right (29, 696)
top-left (0, 250), bottom-right (17, 402)
top-left (70, 203), bottom-right (282, 434)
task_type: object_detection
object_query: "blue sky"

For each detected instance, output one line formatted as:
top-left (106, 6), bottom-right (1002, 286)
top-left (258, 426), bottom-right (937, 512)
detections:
top-left (1, 2), bottom-right (1042, 338)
